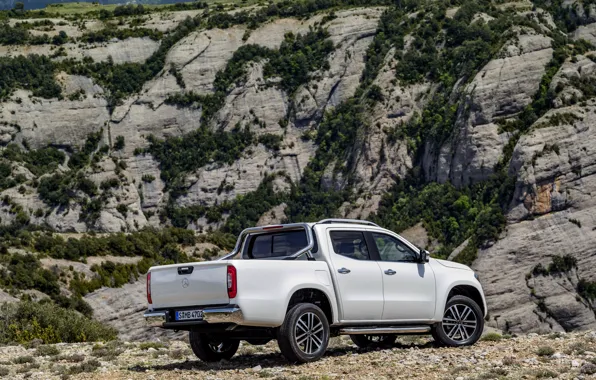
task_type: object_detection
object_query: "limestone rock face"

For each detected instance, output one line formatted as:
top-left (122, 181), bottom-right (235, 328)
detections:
top-left (424, 31), bottom-right (554, 187)
top-left (0, 89), bottom-right (109, 150)
top-left (475, 103), bottom-right (596, 333)
top-left (0, 37), bottom-right (160, 64)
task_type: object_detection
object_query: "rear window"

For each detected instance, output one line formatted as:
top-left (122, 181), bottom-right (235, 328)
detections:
top-left (247, 230), bottom-right (310, 259)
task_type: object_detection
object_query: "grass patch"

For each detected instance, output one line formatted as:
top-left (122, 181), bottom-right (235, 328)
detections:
top-left (139, 342), bottom-right (165, 350)
top-left (481, 332), bottom-right (503, 342)
top-left (0, 367), bottom-right (8, 376)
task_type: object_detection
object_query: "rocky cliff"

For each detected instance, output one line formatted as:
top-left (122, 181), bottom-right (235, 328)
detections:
top-left (1, 0), bottom-right (596, 337)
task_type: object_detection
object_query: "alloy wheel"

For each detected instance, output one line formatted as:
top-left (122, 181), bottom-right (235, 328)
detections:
top-left (208, 341), bottom-right (231, 353)
top-left (441, 303), bottom-right (478, 342)
top-left (294, 312), bottom-right (325, 354)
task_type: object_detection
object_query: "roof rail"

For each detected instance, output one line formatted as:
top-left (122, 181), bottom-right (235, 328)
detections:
top-left (317, 219), bottom-right (380, 227)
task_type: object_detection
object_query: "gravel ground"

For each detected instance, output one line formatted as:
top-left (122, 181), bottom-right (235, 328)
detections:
top-left (1, 332), bottom-right (596, 379)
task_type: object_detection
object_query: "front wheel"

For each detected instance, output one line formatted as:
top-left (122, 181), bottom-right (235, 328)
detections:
top-left (350, 334), bottom-right (396, 349)
top-left (189, 331), bottom-right (240, 362)
top-left (277, 303), bottom-right (330, 363)
top-left (431, 295), bottom-right (484, 347)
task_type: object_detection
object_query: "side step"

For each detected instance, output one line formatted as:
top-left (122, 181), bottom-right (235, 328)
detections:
top-left (339, 326), bottom-right (431, 335)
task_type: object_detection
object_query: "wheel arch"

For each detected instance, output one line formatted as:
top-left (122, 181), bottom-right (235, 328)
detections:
top-left (446, 284), bottom-right (486, 316)
top-left (286, 287), bottom-right (334, 325)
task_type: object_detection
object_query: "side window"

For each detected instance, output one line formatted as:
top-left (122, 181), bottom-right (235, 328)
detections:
top-left (372, 233), bottom-right (418, 263)
top-left (329, 231), bottom-right (370, 260)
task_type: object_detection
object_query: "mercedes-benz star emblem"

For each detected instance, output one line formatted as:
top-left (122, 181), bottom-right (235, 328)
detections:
top-left (181, 278), bottom-right (189, 288)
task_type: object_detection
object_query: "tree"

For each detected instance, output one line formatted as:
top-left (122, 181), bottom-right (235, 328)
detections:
top-left (14, 2), bottom-right (24, 11)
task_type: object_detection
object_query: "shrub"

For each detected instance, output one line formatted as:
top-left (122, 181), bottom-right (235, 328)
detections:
top-left (36, 344), bottom-right (60, 356)
top-left (91, 341), bottom-right (124, 360)
top-left (12, 355), bottom-right (34, 364)
top-left (68, 359), bottom-right (101, 375)
top-left (141, 174), bottom-right (155, 183)
top-left (258, 134), bottom-right (283, 151)
top-left (577, 279), bottom-right (596, 301)
top-left (113, 136), bottom-right (125, 151)
top-left (0, 301), bottom-right (117, 345)
top-left (536, 346), bottom-right (555, 356)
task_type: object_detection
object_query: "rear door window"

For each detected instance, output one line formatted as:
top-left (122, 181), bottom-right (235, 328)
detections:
top-left (247, 230), bottom-right (308, 259)
top-left (329, 231), bottom-right (370, 260)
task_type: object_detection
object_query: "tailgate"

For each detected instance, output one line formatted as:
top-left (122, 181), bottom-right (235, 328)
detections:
top-left (149, 261), bottom-right (229, 309)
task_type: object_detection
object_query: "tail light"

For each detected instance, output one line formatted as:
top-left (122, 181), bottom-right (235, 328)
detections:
top-left (146, 272), bottom-right (152, 304)
top-left (227, 265), bottom-right (237, 299)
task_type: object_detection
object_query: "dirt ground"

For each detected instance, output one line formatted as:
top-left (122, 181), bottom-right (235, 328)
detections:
top-left (1, 332), bottom-right (596, 379)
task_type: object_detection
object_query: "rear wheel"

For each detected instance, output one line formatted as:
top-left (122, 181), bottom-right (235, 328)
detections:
top-left (277, 303), bottom-right (330, 363)
top-left (350, 334), bottom-right (397, 349)
top-left (189, 331), bottom-right (239, 362)
top-left (431, 295), bottom-right (483, 347)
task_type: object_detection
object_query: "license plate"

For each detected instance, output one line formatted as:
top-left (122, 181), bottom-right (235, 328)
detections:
top-left (175, 310), bottom-right (204, 321)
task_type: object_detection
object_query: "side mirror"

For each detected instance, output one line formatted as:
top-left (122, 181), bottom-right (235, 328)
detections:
top-left (420, 250), bottom-right (430, 263)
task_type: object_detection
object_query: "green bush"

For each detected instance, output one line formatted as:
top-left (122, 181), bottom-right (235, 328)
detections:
top-left (577, 279), bottom-right (596, 301)
top-left (258, 134), bottom-right (283, 151)
top-left (36, 345), bottom-right (60, 356)
top-left (0, 301), bottom-right (117, 344)
top-left (113, 135), bottom-right (125, 151)
top-left (536, 346), bottom-right (555, 356)
top-left (0, 54), bottom-right (61, 100)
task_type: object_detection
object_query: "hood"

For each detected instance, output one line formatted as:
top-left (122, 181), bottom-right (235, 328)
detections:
top-left (433, 259), bottom-right (473, 271)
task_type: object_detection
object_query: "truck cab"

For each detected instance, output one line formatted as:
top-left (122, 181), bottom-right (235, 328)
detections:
top-left (144, 219), bottom-right (487, 363)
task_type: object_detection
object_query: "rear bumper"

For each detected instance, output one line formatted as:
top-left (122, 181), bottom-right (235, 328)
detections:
top-left (144, 305), bottom-right (243, 328)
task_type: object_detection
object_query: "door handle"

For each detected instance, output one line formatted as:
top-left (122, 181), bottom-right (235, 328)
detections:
top-left (337, 267), bottom-right (351, 274)
top-left (384, 269), bottom-right (396, 275)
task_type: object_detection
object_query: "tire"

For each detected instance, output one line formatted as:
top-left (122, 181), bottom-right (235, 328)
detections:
top-left (431, 295), bottom-right (484, 347)
top-left (350, 334), bottom-right (397, 349)
top-left (189, 330), bottom-right (240, 362)
top-left (277, 303), bottom-right (330, 363)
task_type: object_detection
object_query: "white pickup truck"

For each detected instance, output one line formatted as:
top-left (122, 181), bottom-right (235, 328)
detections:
top-left (144, 219), bottom-right (487, 363)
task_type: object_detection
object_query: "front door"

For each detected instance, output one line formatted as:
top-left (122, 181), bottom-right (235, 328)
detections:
top-left (369, 231), bottom-right (436, 321)
top-left (326, 229), bottom-right (384, 321)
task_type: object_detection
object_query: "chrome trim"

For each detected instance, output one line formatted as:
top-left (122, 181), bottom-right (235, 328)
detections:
top-left (339, 326), bottom-right (431, 335)
top-left (143, 307), bottom-right (244, 327)
top-left (317, 218), bottom-right (379, 227)
top-left (144, 311), bottom-right (166, 327)
top-left (219, 223), bottom-right (314, 260)
top-left (203, 307), bottom-right (244, 324)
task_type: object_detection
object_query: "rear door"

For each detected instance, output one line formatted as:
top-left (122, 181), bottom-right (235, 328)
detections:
top-left (326, 229), bottom-right (384, 321)
top-left (368, 231), bottom-right (436, 321)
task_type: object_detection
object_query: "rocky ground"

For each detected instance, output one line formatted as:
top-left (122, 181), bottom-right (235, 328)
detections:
top-left (1, 332), bottom-right (596, 379)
